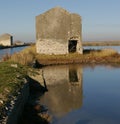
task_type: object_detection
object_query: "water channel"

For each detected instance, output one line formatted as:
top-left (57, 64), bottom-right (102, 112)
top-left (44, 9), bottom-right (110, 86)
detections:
top-left (38, 64), bottom-right (120, 124)
top-left (0, 46), bottom-right (28, 60)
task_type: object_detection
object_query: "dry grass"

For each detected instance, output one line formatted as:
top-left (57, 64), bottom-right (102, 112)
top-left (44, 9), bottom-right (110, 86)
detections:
top-left (8, 45), bottom-right (120, 65)
top-left (10, 52), bottom-right (34, 65)
top-left (10, 45), bottom-right (36, 65)
top-left (86, 48), bottom-right (117, 57)
top-left (36, 48), bottom-right (119, 65)
top-left (2, 53), bottom-right (11, 61)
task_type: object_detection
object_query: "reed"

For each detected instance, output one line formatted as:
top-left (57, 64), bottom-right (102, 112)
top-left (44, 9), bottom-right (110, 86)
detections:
top-left (9, 45), bottom-right (120, 65)
top-left (36, 48), bottom-right (119, 65)
top-left (2, 53), bottom-right (11, 61)
top-left (10, 45), bottom-right (36, 65)
top-left (87, 48), bottom-right (117, 57)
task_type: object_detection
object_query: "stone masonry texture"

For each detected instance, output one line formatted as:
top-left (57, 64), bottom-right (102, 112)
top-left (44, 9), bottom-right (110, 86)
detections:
top-left (36, 7), bottom-right (83, 55)
top-left (0, 34), bottom-right (13, 46)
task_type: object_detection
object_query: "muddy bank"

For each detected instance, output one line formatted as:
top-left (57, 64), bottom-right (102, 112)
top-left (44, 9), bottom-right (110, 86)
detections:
top-left (18, 77), bottom-right (51, 124)
top-left (36, 53), bottom-right (120, 66)
top-left (0, 80), bottom-right (29, 124)
top-left (34, 49), bottom-right (120, 66)
top-left (0, 72), bottom-right (50, 124)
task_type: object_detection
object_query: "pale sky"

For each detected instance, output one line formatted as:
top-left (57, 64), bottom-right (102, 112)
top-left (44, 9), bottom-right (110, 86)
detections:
top-left (0, 0), bottom-right (120, 42)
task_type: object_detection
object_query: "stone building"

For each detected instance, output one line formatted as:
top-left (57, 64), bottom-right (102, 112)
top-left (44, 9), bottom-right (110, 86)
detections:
top-left (36, 7), bottom-right (83, 55)
top-left (0, 33), bottom-right (13, 46)
top-left (14, 40), bottom-right (25, 45)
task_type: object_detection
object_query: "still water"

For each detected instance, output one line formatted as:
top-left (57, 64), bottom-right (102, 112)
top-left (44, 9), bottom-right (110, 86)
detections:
top-left (40, 64), bottom-right (120, 124)
top-left (0, 46), bottom-right (28, 60)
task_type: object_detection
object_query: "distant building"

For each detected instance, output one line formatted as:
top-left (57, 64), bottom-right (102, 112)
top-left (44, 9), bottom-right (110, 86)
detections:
top-left (36, 7), bottom-right (83, 55)
top-left (0, 33), bottom-right (13, 46)
top-left (14, 41), bottom-right (25, 45)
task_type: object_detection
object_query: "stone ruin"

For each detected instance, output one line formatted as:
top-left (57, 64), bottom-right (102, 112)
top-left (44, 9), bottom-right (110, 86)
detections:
top-left (0, 33), bottom-right (13, 46)
top-left (36, 7), bottom-right (83, 55)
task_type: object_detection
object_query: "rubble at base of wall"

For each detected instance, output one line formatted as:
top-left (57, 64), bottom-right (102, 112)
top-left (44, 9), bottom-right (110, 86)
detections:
top-left (0, 82), bottom-right (29, 124)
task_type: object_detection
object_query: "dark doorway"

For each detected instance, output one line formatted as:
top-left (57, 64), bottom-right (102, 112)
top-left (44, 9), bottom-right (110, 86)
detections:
top-left (68, 40), bottom-right (77, 53)
top-left (10, 36), bottom-right (13, 45)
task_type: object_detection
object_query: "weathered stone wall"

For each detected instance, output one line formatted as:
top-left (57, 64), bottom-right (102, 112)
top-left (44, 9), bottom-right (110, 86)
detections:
top-left (36, 39), bottom-right (68, 55)
top-left (69, 14), bottom-right (83, 54)
top-left (36, 7), bottom-right (70, 40)
top-left (0, 39), bottom-right (11, 46)
top-left (36, 7), bottom-right (83, 55)
top-left (70, 14), bottom-right (82, 40)
top-left (0, 34), bottom-right (13, 46)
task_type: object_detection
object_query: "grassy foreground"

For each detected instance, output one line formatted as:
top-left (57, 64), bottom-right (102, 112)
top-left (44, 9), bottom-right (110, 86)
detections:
top-left (6, 45), bottom-right (120, 66)
top-left (0, 62), bottom-right (35, 108)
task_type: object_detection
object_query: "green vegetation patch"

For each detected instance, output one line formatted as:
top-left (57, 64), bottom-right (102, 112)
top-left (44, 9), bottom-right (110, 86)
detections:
top-left (0, 62), bottom-right (31, 104)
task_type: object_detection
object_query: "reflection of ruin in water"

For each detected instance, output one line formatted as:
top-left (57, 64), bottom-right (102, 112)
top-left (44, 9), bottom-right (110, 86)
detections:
top-left (69, 69), bottom-right (79, 82)
top-left (40, 65), bottom-right (83, 119)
